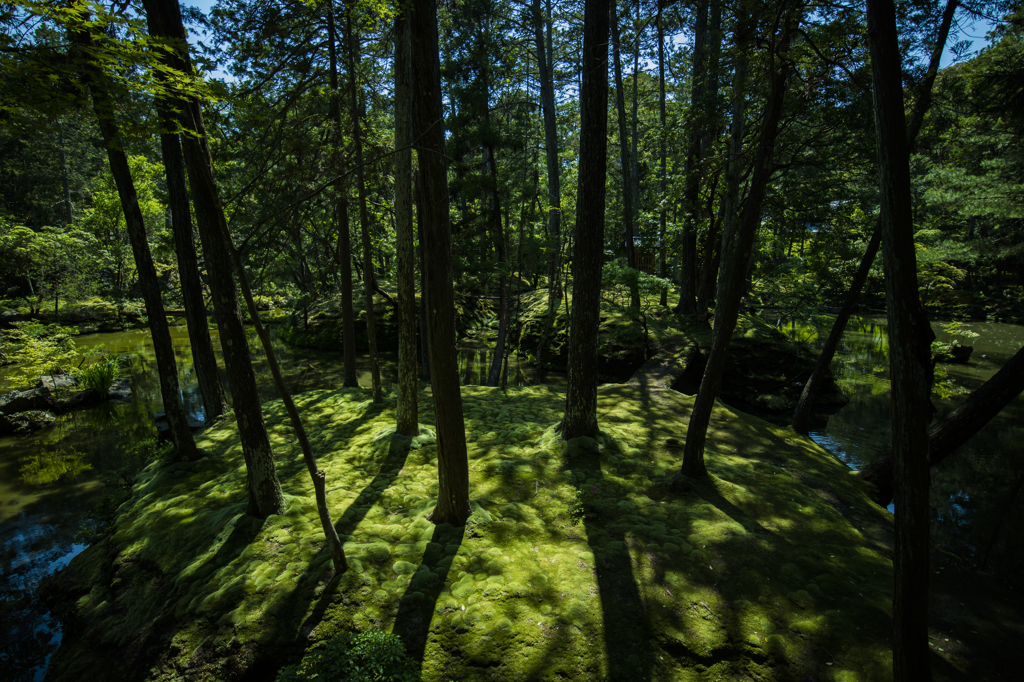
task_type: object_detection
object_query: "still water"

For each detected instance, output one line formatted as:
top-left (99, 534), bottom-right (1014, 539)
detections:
top-left (782, 316), bottom-right (1024, 587)
top-left (0, 320), bottom-right (561, 681)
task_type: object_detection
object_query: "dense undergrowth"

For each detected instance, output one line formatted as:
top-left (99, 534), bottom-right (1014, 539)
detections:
top-left (43, 382), bottom-right (909, 682)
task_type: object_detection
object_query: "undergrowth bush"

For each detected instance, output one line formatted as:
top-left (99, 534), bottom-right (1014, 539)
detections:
top-left (275, 630), bottom-right (419, 682)
top-left (77, 359), bottom-right (119, 396)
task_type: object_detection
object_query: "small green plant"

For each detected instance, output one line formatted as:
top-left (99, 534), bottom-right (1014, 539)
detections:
top-left (275, 630), bottom-right (419, 682)
top-left (569, 487), bottom-right (599, 526)
top-left (77, 358), bottom-right (119, 396)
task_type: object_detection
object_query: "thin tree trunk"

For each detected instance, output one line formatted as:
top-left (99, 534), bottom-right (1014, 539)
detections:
top-left (344, 7), bottom-right (382, 403)
top-left (791, 0), bottom-right (958, 432)
top-left (415, 169), bottom-right (431, 382)
top-left (611, 0), bottom-right (640, 309)
top-left (395, 1), bottom-right (419, 433)
top-left (675, 0), bottom-right (708, 316)
top-left (560, 0), bottom-right (609, 440)
top-left (71, 24), bottom-right (199, 463)
top-left (657, 1), bottom-right (668, 306)
top-left (867, 0), bottom-right (936, 678)
top-left (326, 5), bottom-right (358, 389)
top-left (411, 0), bottom-right (471, 525)
top-left (858, 344), bottom-right (1024, 505)
top-left (143, 0), bottom-right (286, 518)
top-left (533, 0), bottom-right (562, 308)
top-left (158, 125), bottom-right (227, 421)
top-left (58, 122), bottom-right (72, 225)
top-left (485, 142), bottom-right (509, 387)
top-left (680, 9), bottom-right (791, 477)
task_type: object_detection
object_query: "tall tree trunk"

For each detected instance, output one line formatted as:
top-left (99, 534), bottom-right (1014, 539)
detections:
top-left (611, 0), bottom-right (640, 309)
top-left (532, 0), bottom-right (562, 308)
top-left (158, 124), bottom-right (227, 421)
top-left (791, 0), bottom-right (958, 432)
top-left (344, 7), bottom-right (382, 403)
top-left (675, 0), bottom-right (708, 316)
top-left (411, 0), bottom-right (471, 525)
top-left (680, 9), bottom-right (791, 477)
top-left (485, 142), bottom-right (509, 387)
top-left (560, 0), bottom-right (609, 440)
top-left (71, 24), bottom-right (199, 463)
top-left (415, 169), bottom-right (431, 382)
top-left (866, 0), bottom-right (936, 678)
top-left (143, 0), bottom-right (286, 518)
top-left (326, 4), bottom-right (358, 389)
top-left (657, 1), bottom-right (668, 306)
top-left (395, 1), bottom-right (419, 433)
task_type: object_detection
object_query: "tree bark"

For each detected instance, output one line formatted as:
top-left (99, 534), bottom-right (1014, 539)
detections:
top-left (484, 141), bottom-right (509, 387)
top-left (680, 9), bottom-right (789, 477)
top-left (326, 3), bottom-right (359, 389)
top-left (675, 0), bottom-right (708, 316)
top-left (344, 7), bottom-right (382, 403)
top-left (657, 1), bottom-right (668, 306)
top-left (866, 0), bottom-right (936, 678)
top-left (143, 0), bottom-right (285, 518)
top-left (560, 0), bottom-right (609, 440)
top-left (411, 0), bottom-right (471, 525)
top-left (858, 344), bottom-right (1024, 505)
top-left (158, 125), bottom-right (227, 422)
top-left (70, 24), bottom-right (199, 463)
top-left (610, 0), bottom-right (640, 309)
top-left (532, 0), bottom-right (562, 308)
top-left (791, 0), bottom-right (958, 433)
top-left (395, 1), bottom-right (419, 433)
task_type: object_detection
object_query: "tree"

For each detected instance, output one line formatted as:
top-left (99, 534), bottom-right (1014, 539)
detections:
top-left (610, 0), bottom-right (640, 310)
top-left (143, 0), bottom-right (286, 518)
top-left (532, 0), bottom-right (562, 307)
top-left (560, 0), bottom-right (609, 440)
top-left (866, 0), bottom-right (936, 678)
top-left (411, 0), bottom-right (472, 525)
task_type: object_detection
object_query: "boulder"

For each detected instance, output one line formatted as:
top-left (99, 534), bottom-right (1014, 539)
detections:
top-left (108, 377), bottom-right (132, 403)
top-left (0, 409), bottom-right (56, 435)
top-left (36, 374), bottom-right (79, 392)
top-left (0, 387), bottom-right (58, 413)
top-left (153, 409), bottom-right (206, 443)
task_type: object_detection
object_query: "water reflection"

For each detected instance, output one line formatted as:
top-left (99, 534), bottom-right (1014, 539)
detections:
top-left (780, 315), bottom-right (1024, 585)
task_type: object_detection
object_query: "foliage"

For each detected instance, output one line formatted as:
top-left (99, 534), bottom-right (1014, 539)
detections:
top-left (0, 320), bottom-right (79, 385)
top-left (75, 355), bottom-right (119, 397)
top-left (275, 631), bottom-right (419, 682)
top-left (0, 220), bottom-right (101, 315)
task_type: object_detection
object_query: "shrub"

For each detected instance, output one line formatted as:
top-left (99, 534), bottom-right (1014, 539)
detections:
top-left (77, 359), bottom-right (119, 396)
top-left (275, 631), bottom-right (419, 682)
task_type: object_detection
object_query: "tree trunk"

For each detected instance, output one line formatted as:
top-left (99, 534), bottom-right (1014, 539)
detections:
top-left (411, 0), bottom-right (471, 526)
top-left (415, 169), bottom-right (431, 382)
top-left (610, 0), bottom-right (640, 309)
top-left (532, 0), bottom-right (562, 307)
top-left (866, 0), bottom-right (936, 678)
top-left (326, 5), bottom-right (358, 389)
top-left (344, 7), bottom-right (382, 403)
top-left (657, 1), bottom-right (668, 306)
top-left (395, 1), bottom-right (419, 433)
top-left (858, 344), bottom-right (1024, 505)
top-left (58, 122), bottom-right (72, 225)
top-left (560, 0), bottom-right (609, 440)
top-left (158, 125), bottom-right (227, 422)
top-left (675, 0), bottom-right (708, 316)
top-left (680, 10), bottom-right (790, 478)
top-left (71, 24), bottom-right (199, 464)
top-left (791, 0), bottom-right (957, 433)
top-left (485, 142), bottom-right (509, 387)
top-left (143, 0), bottom-right (285, 518)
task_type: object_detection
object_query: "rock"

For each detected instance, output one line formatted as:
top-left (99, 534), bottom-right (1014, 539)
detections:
top-left (58, 389), bottom-right (104, 411)
top-left (0, 309), bottom-right (27, 329)
top-left (108, 378), bottom-right (132, 403)
top-left (36, 374), bottom-right (79, 392)
top-left (0, 410), bottom-right (56, 435)
top-left (0, 387), bottom-right (58, 413)
top-left (153, 409), bottom-right (206, 443)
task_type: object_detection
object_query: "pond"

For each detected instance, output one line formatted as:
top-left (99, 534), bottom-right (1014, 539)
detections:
top-left (778, 315), bottom-right (1024, 588)
top-left (0, 319), bottom-right (562, 682)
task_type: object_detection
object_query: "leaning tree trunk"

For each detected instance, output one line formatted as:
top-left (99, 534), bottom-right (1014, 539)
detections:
top-left (791, 0), bottom-right (958, 433)
top-left (143, 0), bottom-right (285, 518)
top-left (867, 0), bottom-right (936, 678)
top-left (344, 7), bottom-right (383, 403)
top-left (326, 4), bottom-right (358, 389)
top-left (71, 25), bottom-right (199, 463)
top-left (158, 123), bottom-right (227, 421)
top-left (680, 9), bottom-right (790, 478)
top-left (858, 344), bottom-right (1024, 505)
top-left (610, 0), bottom-right (640, 309)
top-left (560, 0), bottom-right (609, 440)
top-left (394, 1), bottom-right (419, 433)
top-left (532, 0), bottom-right (562, 309)
top-left (411, 0), bottom-right (471, 525)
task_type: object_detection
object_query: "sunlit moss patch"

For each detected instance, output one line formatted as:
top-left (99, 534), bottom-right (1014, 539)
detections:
top-left (46, 383), bottom-right (901, 682)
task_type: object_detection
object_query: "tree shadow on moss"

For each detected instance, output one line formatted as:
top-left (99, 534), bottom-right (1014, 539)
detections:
top-left (568, 448), bottom-right (654, 681)
top-left (391, 522), bottom-right (465, 671)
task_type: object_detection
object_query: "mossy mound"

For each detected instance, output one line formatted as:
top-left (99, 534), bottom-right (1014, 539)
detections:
top-left (45, 384), bottom-right (899, 682)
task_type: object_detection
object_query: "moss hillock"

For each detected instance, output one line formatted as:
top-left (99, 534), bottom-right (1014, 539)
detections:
top-left (45, 383), bottom-right (899, 682)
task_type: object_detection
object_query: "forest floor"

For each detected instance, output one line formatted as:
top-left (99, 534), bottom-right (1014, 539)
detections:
top-left (41, 381), bottom-right (1022, 682)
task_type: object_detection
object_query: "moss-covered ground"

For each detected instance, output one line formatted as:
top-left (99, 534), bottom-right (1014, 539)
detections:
top-left (44, 384), bottom-right (945, 681)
